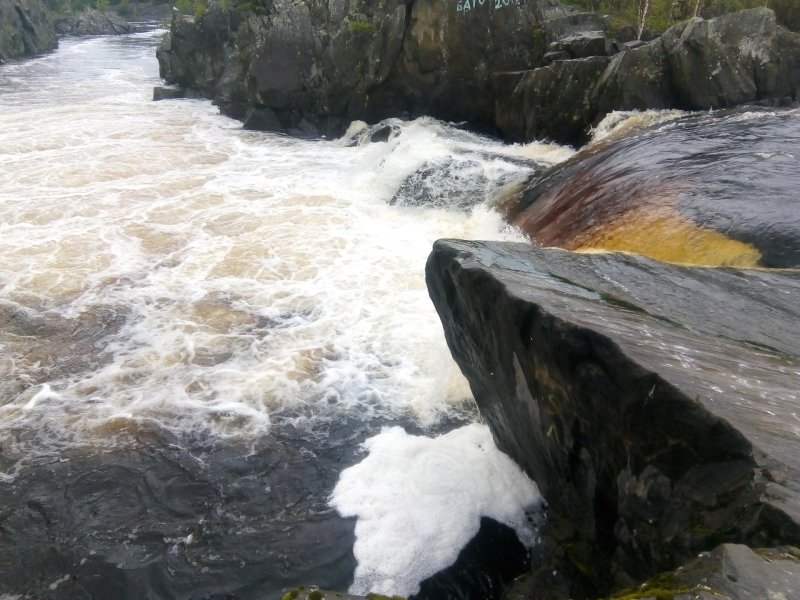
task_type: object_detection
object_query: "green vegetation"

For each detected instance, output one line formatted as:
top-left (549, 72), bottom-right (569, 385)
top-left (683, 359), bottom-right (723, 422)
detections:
top-left (174, 0), bottom-right (207, 17)
top-left (603, 571), bottom-right (695, 599)
top-left (348, 18), bottom-right (376, 34)
top-left (562, 0), bottom-right (800, 36)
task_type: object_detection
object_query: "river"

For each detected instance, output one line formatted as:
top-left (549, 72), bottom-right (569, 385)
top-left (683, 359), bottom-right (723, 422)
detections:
top-left (0, 30), bottom-right (572, 599)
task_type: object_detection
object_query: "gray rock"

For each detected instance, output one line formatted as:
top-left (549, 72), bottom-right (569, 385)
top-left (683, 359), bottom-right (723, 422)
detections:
top-left (549, 31), bottom-right (612, 59)
top-left (243, 106), bottom-right (283, 131)
top-left (542, 49), bottom-right (570, 64)
top-left (0, 0), bottom-right (57, 61)
top-left (55, 9), bottom-right (132, 37)
top-left (152, 85), bottom-right (201, 101)
top-left (602, 544), bottom-right (800, 599)
top-left (494, 56), bottom-right (610, 143)
top-left (496, 8), bottom-right (800, 145)
top-left (660, 10), bottom-right (800, 110)
top-left (426, 239), bottom-right (800, 597)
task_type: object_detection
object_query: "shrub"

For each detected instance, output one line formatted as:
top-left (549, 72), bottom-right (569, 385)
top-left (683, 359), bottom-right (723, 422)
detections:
top-left (349, 19), bottom-right (375, 34)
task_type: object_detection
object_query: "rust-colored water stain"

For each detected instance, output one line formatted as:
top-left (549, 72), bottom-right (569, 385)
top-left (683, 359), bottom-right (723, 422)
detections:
top-left (572, 206), bottom-right (762, 268)
top-left (512, 110), bottom-right (800, 269)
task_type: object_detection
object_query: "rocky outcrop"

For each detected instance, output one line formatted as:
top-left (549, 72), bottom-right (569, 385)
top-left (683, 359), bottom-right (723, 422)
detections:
top-left (55, 9), bottom-right (133, 36)
top-left (494, 56), bottom-right (611, 148)
top-left (159, 3), bottom-right (800, 144)
top-left (0, 0), bottom-right (57, 61)
top-left (426, 239), bottom-right (800, 598)
top-left (601, 544), bottom-right (800, 599)
top-left (496, 8), bottom-right (800, 145)
top-left (156, 1), bottom-right (604, 136)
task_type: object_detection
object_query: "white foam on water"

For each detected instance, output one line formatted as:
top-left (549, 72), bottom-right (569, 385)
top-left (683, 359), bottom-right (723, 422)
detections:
top-left (0, 32), bottom-right (573, 465)
top-left (330, 423), bottom-right (543, 597)
top-left (590, 109), bottom-right (688, 144)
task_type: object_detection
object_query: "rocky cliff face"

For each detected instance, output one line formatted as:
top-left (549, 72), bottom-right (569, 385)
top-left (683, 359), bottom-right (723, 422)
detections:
top-left (55, 9), bottom-right (133, 36)
top-left (496, 8), bottom-right (800, 145)
top-left (158, 3), bottom-right (800, 143)
top-left (0, 0), bottom-right (57, 61)
top-left (426, 239), bottom-right (800, 598)
top-left (156, 0), bottom-right (602, 136)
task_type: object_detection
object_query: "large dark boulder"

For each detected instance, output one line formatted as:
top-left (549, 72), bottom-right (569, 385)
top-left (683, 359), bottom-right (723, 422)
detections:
top-left (496, 8), bottom-right (800, 145)
top-left (0, 0), bottom-right (57, 61)
top-left (494, 56), bottom-right (610, 144)
top-left (156, 6), bottom-right (250, 118)
top-left (426, 239), bottom-right (800, 597)
top-left (659, 8), bottom-right (800, 109)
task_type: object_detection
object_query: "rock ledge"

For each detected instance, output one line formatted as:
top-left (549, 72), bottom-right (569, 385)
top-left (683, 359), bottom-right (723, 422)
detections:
top-left (426, 239), bottom-right (800, 597)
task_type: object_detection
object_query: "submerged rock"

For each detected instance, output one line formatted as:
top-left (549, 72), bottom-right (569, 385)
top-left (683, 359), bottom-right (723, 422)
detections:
top-left (390, 154), bottom-right (537, 212)
top-left (426, 239), bottom-right (800, 597)
top-left (0, 0), bottom-right (57, 61)
top-left (511, 108), bottom-right (800, 269)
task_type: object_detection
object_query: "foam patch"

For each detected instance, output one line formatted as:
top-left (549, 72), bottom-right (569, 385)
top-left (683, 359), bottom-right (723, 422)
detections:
top-left (330, 423), bottom-right (542, 597)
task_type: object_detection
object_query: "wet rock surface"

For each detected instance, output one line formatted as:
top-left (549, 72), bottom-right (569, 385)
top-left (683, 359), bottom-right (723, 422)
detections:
top-left (601, 544), bottom-right (800, 599)
top-left (0, 0), bottom-right (57, 61)
top-left (414, 517), bottom-right (531, 600)
top-left (426, 239), bottom-right (800, 598)
top-left (511, 108), bottom-right (800, 269)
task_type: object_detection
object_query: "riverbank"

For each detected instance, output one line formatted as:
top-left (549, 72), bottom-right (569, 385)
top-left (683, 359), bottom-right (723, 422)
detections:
top-left (0, 0), bottom-right (57, 61)
top-left (0, 0), bottom-right (170, 62)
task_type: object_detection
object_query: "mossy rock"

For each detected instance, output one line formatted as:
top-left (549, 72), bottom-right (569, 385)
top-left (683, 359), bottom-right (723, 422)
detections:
top-left (605, 572), bottom-right (695, 600)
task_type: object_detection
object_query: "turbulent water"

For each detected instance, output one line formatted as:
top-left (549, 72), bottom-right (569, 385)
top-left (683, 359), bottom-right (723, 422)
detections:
top-left (0, 31), bottom-right (570, 599)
